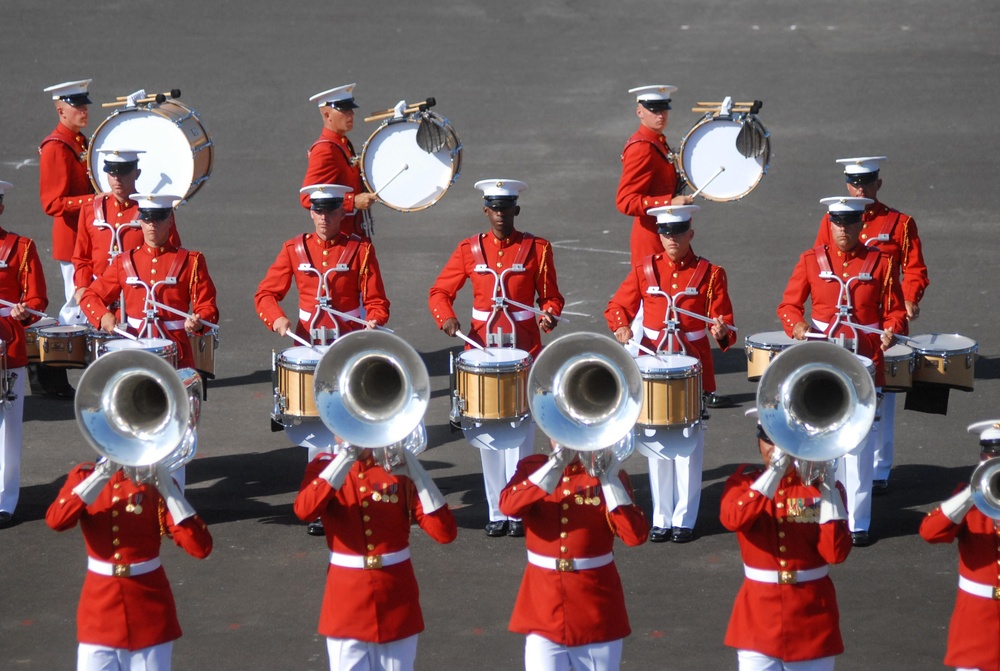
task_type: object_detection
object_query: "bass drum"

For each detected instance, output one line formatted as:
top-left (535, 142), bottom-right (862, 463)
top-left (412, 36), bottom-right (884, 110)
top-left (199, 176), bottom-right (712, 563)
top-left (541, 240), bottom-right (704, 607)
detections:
top-left (361, 111), bottom-right (462, 212)
top-left (679, 113), bottom-right (770, 201)
top-left (88, 100), bottom-right (213, 201)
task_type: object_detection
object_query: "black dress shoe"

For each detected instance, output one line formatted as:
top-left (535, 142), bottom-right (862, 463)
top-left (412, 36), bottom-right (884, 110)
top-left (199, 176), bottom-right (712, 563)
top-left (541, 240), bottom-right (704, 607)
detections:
top-left (0, 511), bottom-right (12, 528)
top-left (307, 519), bottom-right (325, 536)
top-left (485, 521), bottom-right (509, 537)
top-left (649, 526), bottom-right (672, 543)
top-left (671, 527), bottom-right (695, 543)
top-left (703, 392), bottom-right (734, 409)
top-left (872, 479), bottom-right (890, 495)
top-left (507, 521), bottom-right (524, 537)
top-left (851, 531), bottom-right (872, 547)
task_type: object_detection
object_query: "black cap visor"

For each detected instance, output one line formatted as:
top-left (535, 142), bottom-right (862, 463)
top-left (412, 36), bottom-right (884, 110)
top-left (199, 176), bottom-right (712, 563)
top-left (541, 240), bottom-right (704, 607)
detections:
top-left (103, 160), bottom-right (139, 176)
top-left (59, 93), bottom-right (92, 106)
top-left (845, 171), bottom-right (879, 186)
top-left (138, 208), bottom-right (171, 222)
top-left (829, 212), bottom-right (864, 226)
top-left (640, 99), bottom-right (672, 112)
top-left (311, 198), bottom-right (344, 212)
top-left (484, 196), bottom-right (518, 210)
top-left (329, 99), bottom-right (359, 111)
top-left (657, 221), bottom-right (691, 236)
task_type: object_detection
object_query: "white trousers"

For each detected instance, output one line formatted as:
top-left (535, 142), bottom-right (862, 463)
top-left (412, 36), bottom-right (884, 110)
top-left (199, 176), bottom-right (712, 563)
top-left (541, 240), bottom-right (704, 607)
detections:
top-left (872, 392), bottom-right (896, 481)
top-left (525, 634), bottom-right (623, 671)
top-left (59, 261), bottom-right (88, 326)
top-left (480, 429), bottom-right (532, 522)
top-left (737, 650), bottom-right (835, 671)
top-left (326, 635), bottom-right (418, 671)
top-left (0, 367), bottom-right (25, 514)
top-left (647, 429), bottom-right (704, 529)
top-left (77, 642), bottom-right (173, 671)
top-left (836, 422), bottom-right (878, 533)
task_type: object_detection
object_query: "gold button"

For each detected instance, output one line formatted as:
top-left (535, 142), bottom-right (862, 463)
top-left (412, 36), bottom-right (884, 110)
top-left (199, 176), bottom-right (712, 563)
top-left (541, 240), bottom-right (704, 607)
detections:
top-left (672, 272), bottom-right (679, 278)
top-left (112, 497), bottom-right (120, 504)
top-left (561, 517), bottom-right (569, 524)
top-left (323, 250), bottom-right (329, 256)
top-left (498, 251), bottom-right (504, 257)
top-left (367, 544), bottom-right (375, 551)
top-left (560, 532), bottom-right (567, 538)
top-left (777, 518), bottom-right (784, 524)
top-left (358, 473), bottom-right (365, 480)
top-left (562, 489), bottom-right (571, 496)
top-left (779, 560), bottom-right (787, 567)
top-left (151, 269), bottom-right (157, 275)
top-left (496, 262), bottom-right (502, 269)
top-left (151, 258), bottom-right (158, 263)
top-left (562, 476), bottom-right (570, 483)
top-left (363, 515), bottom-right (370, 522)
top-left (562, 503), bottom-right (569, 510)
top-left (359, 487), bottom-right (367, 493)
top-left (365, 529), bottom-right (372, 536)
top-left (779, 546), bottom-right (787, 553)
top-left (112, 526), bottom-right (119, 532)
top-left (112, 510), bottom-right (119, 517)
top-left (777, 490), bottom-right (785, 496)
top-left (748, 492), bottom-right (755, 498)
top-left (778, 532), bottom-right (785, 538)
top-left (776, 503), bottom-right (784, 509)
top-left (113, 484), bottom-right (120, 490)
top-left (114, 552), bottom-right (122, 560)
top-left (362, 501), bottom-right (369, 508)
top-left (322, 262), bottom-right (329, 268)
top-left (112, 539), bottom-right (120, 547)
top-left (560, 546), bottom-right (567, 553)
top-left (671, 284), bottom-right (679, 289)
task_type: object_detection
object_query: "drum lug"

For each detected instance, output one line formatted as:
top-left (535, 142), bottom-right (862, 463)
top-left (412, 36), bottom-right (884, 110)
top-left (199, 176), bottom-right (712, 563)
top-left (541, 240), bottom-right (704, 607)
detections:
top-left (967, 353), bottom-right (974, 370)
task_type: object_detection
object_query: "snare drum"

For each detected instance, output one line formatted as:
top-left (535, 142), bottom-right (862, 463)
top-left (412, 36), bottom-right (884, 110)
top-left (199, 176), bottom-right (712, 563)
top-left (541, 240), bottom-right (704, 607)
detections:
top-left (88, 100), bottom-right (213, 201)
top-left (678, 113), bottom-right (770, 201)
top-left (745, 331), bottom-right (797, 381)
top-left (635, 354), bottom-right (703, 427)
top-left (883, 344), bottom-right (915, 393)
top-left (190, 330), bottom-right (219, 378)
top-left (455, 348), bottom-right (531, 421)
top-left (100, 337), bottom-right (178, 368)
top-left (274, 346), bottom-right (329, 420)
top-left (38, 325), bottom-right (89, 368)
top-left (361, 111), bottom-right (462, 212)
top-left (86, 330), bottom-right (123, 364)
top-left (909, 333), bottom-right (978, 391)
top-left (25, 317), bottom-right (59, 364)
top-left (854, 354), bottom-right (876, 378)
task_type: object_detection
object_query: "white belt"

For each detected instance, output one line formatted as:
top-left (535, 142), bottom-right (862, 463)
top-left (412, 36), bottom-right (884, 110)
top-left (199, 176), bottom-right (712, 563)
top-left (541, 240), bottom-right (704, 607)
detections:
top-left (329, 547), bottom-right (410, 570)
top-left (643, 326), bottom-right (707, 342)
top-left (743, 564), bottom-right (829, 585)
top-left (471, 308), bottom-right (534, 322)
top-left (958, 575), bottom-right (1000, 600)
top-left (87, 556), bottom-right (162, 578)
top-left (0, 307), bottom-right (12, 317)
top-left (300, 307), bottom-right (361, 322)
top-left (127, 317), bottom-right (186, 331)
top-left (812, 319), bottom-right (880, 333)
top-left (526, 550), bottom-right (614, 572)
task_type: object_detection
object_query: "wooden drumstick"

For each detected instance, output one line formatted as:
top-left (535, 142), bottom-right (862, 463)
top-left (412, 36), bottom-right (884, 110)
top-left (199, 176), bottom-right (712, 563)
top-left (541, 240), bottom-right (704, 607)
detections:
top-left (690, 166), bottom-right (725, 198)
top-left (284, 330), bottom-right (316, 349)
top-left (364, 97), bottom-right (436, 123)
top-left (370, 163), bottom-right (409, 198)
top-left (115, 89), bottom-right (181, 101)
top-left (113, 327), bottom-right (139, 341)
top-left (148, 299), bottom-right (219, 330)
top-left (454, 329), bottom-right (492, 354)
top-left (102, 96), bottom-right (159, 108)
top-left (0, 298), bottom-right (47, 319)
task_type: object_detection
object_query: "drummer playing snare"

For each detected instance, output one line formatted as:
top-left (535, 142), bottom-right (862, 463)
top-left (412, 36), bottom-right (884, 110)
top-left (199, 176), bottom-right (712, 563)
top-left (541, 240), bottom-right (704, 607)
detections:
top-left (428, 179), bottom-right (564, 538)
top-left (301, 85), bottom-right (377, 239)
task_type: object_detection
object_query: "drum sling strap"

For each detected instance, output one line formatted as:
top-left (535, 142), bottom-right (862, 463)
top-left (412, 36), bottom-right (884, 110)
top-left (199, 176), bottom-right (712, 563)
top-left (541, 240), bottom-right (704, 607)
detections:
top-left (122, 248), bottom-right (190, 331)
top-left (873, 209), bottom-right (901, 243)
top-left (308, 137), bottom-right (356, 164)
top-left (621, 136), bottom-right (672, 162)
top-left (641, 255), bottom-right (711, 346)
top-left (469, 232), bottom-right (535, 272)
top-left (293, 234), bottom-right (362, 273)
top-left (0, 233), bottom-right (20, 270)
top-left (38, 134), bottom-right (87, 162)
top-left (813, 244), bottom-right (878, 280)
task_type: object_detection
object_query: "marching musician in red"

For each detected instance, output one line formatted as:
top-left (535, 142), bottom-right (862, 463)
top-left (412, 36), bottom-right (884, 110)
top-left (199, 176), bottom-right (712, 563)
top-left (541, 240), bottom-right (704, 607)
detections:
top-left (80, 194), bottom-right (219, 371)
top-left (428, 179), bottom-right (564, 537)
top-left (616, 85), bottom-right (694, 263)
top-left (301, 85), bottom-right (377, 238)
top-left (47, 460), bottom-right (212, 671)
top-left (0, 181), bottom-right (49, 528)
top-left (294, 444), bottom-right (457, 671)
top-left (606, 204), bottom-right (735, 543)
top-left (920, 420), bottom-right (1000, 671)
top-left (814, 157), bottom-right (930, 495)
top-left (721, 410), bottom-right (852, 671)
top-left (73, 149), bottom-right (181, 308)
top-left (777, 196), bottom-right (907, 547)
top-left (500, 443), bottom-right (648, 670)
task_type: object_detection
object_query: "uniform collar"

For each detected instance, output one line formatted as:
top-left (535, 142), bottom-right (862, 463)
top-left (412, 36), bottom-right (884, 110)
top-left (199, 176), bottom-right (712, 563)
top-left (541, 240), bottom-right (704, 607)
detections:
top-left (832, 244), bottom-right (865, 260)
top-left (487, 229), bottom-right (522, 248)
top-left (321, 127), bottom-right (350, 145)
top-left (636, 123), bottom-right (666, 144)
top-left (659, 249), bottom-right (697, 269)
top-left (54, 122), bottom-right (86, 143)
top-left (863, 200), bottom-right (887, 220)
top-left (307, 232), bottom-right (346, 249)
top-left (140, 242), bottom-right (177, 257)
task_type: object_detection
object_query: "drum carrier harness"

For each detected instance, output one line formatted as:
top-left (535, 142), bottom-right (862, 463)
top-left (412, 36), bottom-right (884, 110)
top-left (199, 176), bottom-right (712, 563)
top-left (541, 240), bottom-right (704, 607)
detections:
top-left (468, 232), bottom-right (536, 349)
top-left (293, 232), bottom-right (363, 345)
top-left (0, 234), bottom-right (23, 402)
top-left (641, 254), bottom-right (712, 355)
top-left (811, 243), bottom-right (881, 353)
top-left (90, 196), bottom-right (142, 323)
top-left (121, 248), bottom-right (190, 340)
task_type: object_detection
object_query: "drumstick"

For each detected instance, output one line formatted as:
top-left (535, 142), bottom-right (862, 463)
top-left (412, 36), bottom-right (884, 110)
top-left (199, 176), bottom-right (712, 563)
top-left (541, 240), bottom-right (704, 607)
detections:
top-left (320, 306), bottom-right (394, 334)
top-left (113, 327), bottom-right (139, 341)
top-left (147, 299), bottom-right (219, 330)
top-left (102, 96), bottom-right (162, 108)
top-left (284, 331), bottom-right (317, 349)
top-left (364, 98), bottom-right (436, 123)
top-left (671, 305), bottom-right (739, 334)
top-left (370, 164), bottom-right (409, 197)
top-left (503, 298), bottom-right (570, 324)
top-left (115, 89), bottom-right (180, 101)
top-left (454, 329), bottom-right (492, 354)
top-left (690, 167), bottom-right (725, 199)
top-left (849, 323), bottom-right (919, 344)
top-left (0, 298), bottom-right (48, 319)
top-left (629, 339), bottom-right (659, 357)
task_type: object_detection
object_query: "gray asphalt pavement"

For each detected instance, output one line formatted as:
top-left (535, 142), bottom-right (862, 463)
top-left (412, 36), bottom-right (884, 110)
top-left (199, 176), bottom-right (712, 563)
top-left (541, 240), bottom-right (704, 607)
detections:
top-left (2, 1), bottom-right (1000, 669)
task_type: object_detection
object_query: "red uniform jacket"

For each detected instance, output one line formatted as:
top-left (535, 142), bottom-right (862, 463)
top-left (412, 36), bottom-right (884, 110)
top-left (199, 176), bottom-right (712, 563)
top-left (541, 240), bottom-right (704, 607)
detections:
top-left (294, 452), bottom-right (457, 642)
top-left (0, 229), bottom-right (48, 368)
top-left (777, 244), bottom-right (907, 387)
top-left (813, 201), bottom-right (929, 305)
top-left (605, 249), bottom-right (735, 393)
top-left (46, 465), bottom-right (212, 650)
top-left (721, 466), bottom-right (852, 662)
top-left (254, 232), bottom-right (389, 341)
top-left (616, 124), bottom-right (680, 262)
top-left (499, 455), bottom-right (649, 646)
top-left (80, 243), bottom-right (219, 369)
top-left (300, 128), bottom-right (367, 238)
top-left (920, 493), bottom-right (1000, 670)
top-left (73, 195), bottom-right (181, 289)
top-left (39, 123), bottom-right (94, 261)
top-left (428, 230), bottom-right (564, 359)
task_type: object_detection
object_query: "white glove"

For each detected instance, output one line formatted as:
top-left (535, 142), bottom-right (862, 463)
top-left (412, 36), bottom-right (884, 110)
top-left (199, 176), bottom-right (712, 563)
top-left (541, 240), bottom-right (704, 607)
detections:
top-left (154, 464), bottom-right (197, 523)
top-left (818, 479), bottom-right (848, 523)
top-left (598, 456), bottom-right (632, 512)
top-left (318, 446), bottom-right (359, 491)
top-left (940, 486), bottom-right (974, 524)
top-left (72, 459), bottom-right (118, 505)
top-left (401, 450), bottom-right (447, 514)
top-left (529, 447), bottom-right (575, 494)
top-left (750, 448), bottom-right (790, 499)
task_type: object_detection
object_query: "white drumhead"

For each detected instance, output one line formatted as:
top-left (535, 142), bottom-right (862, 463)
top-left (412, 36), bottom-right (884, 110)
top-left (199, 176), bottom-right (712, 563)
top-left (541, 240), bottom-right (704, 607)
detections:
top-left (458, 347), bottom-right (531, 369)
top-left (679, 116), bottom-right (769, 201)
top-left (854, 354), bottom-right (876, 376)
top-left (884, 344), bottom-right (913, 361)
top-left (102, 337), bottom-right (174, 353)
top-left (908, 333), bottom-right (978, 355)
top-left (361, 117), bottom-right (459, 212)
top-left (39, 325), bottom-right (88, 336)
top-left (635, 354), bottom-right (700, 374)
top-left (89, 102), bottom-right (204, 199)
top-left (28, 317), bottom-right (59, 332)
top-left (280, 345), bottom-right (329, 365)
top-left (745, 330), bottom-right (797, 350)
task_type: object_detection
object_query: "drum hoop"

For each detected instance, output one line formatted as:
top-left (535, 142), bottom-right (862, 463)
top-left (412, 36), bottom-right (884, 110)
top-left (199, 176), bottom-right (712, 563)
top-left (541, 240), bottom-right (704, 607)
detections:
top-left (38, 325), bottom-right (88, 336)
top-left (678, 114), bottom-right (770, 202)
top-left (909, 334), bottom-right (978, 356)
top-left (640, 367), bottom-right (702, 380)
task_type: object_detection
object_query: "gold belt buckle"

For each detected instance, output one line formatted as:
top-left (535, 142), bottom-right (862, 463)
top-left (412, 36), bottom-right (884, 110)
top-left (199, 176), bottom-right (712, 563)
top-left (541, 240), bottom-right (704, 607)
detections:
top-left (113, 564), bottom-right (131, 578)
top-left (778, 570), bottom-right (797, 585)
top-left (365, 555), bottom-right (383, 570)
top-left (556, 558), bottom-right (575, 572)
top-left (993, 586), bottom-right (1000, 601)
